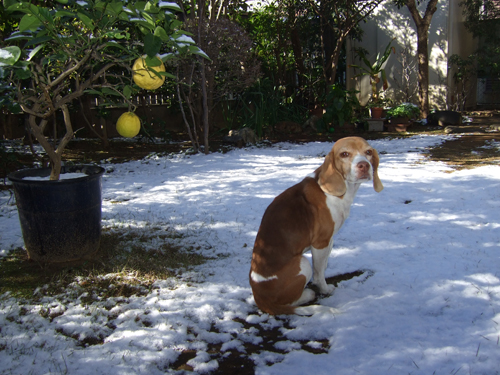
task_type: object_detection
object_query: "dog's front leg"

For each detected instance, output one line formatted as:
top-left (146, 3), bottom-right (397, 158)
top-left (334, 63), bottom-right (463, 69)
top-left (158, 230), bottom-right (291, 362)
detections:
top-left (311, 244), bottom-right (334, 294)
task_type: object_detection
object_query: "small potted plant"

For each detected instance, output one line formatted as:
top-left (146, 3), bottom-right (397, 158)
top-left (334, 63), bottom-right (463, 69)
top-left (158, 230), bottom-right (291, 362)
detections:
top-left (350, 39), bottom-right (395, 118)
top-left (386, 102), bottom-right (420, 132)
top-left (0, 0), bottom-right (203, 263)
top-left (366, 96), bottom-right (392, 119)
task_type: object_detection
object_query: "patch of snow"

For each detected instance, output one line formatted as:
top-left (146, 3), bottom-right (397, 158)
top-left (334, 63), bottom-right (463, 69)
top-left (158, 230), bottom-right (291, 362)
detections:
top-left (1, 135), bottom-right (499, 374)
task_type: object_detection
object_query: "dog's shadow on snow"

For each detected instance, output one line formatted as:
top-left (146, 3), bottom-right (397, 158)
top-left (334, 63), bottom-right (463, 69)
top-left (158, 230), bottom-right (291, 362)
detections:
top-left (308, 269), bottom-right (374, 301)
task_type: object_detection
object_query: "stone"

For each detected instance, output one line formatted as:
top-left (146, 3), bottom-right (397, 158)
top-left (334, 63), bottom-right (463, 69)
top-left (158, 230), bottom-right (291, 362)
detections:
top-left (427, 111), bottom-right (462, 126)
top-left (224, 128), bottom-right (258, 146)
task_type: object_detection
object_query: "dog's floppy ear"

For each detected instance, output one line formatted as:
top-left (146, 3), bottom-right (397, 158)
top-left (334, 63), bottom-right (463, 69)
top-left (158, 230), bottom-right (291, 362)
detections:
top-left (371, 149), bottom-right (384, 192)
top-left (315, 152), bottom-right (346, 196)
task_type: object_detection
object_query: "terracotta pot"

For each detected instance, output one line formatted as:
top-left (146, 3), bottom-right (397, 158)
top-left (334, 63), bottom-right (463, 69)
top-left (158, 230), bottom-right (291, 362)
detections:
top-left (386, 123), bottom-right (410, 132)
top-left (370, 107), bottom-right (384, 119)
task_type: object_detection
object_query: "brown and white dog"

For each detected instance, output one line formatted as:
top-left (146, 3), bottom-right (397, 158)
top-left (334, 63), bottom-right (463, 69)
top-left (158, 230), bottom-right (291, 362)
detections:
top-left (249, 137), bottom-right (383, 315)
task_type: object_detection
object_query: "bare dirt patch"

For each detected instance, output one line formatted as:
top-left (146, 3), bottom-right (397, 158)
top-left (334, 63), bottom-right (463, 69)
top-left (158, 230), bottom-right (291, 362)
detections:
top-left (2, 111), bottom-right (499, 180)
top-left (417, 110), bottom-right (500, 170)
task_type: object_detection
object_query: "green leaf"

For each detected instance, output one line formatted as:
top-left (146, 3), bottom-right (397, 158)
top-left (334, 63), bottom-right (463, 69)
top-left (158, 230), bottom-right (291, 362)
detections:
top-left (5, 1), bottom-right (23, 12)
top-left (19, 14), bottom-right (43, 32)
top-left (5, 32), bottom-right (32, 42)
top-left (102, 87), bottom-right (122, 96)
top-left (77, 12), bottom-right (95, 31)
top-left (145, 55), bottom-right (161, 67)
top-left (106, 1), bottom-right (124, 16)
top-left (38, 7), bottom-right (54, 26)
top-left (3, 0), bottom-right (17, 8)
top-left (334, 98), bottom-right (345, 111)
top-left (130, 19), bottom-right (155, 30)
top-left (123, 85), bottom-right (133, 99)
top-left (55, 10), bottom-right (75, 19)
top-left (14, 68), bottom-right (32, 80)
top-left (84, 89), bottom-right (102, 95)
top-left (27, 44), bottom-right (44, 61)
top-left (0, 46), bottom-right (21, 65)
top-left (158, 1), bottom-right (181, 12)
top-left (154, 26), bottom-right (169, 41)
top-left (156, 71), bottom-right (175, 79)
top-left (102, 41), bottom-right (129, 53)
top-left (188, 45), bottom-right (210, 60)
top-left (142, 11), bottom-right (155, 26)
top-left (159, 52), bottom-right (175, 62)
top-left (25, 35), bottom-right (53, 47)
top-left (144, 33), bottom-right (162, 58)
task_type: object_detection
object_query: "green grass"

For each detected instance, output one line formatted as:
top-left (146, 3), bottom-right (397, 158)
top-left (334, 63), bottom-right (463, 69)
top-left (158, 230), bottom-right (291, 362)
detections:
top-left (0, 226), bottom-right (212, 302)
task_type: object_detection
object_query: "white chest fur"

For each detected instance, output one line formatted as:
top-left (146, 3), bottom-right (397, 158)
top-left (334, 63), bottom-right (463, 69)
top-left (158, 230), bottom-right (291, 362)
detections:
top-left (325, 181), bottom-right (360, 235)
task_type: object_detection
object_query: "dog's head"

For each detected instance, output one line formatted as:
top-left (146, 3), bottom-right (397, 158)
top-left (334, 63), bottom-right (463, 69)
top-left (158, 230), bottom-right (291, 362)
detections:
top-left (315, 136), bottom-right (383, 196)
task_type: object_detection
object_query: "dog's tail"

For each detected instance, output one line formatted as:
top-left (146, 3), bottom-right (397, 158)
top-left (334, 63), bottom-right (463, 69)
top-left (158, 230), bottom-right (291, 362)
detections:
top-left (294, 305), bottom-right (341, 316)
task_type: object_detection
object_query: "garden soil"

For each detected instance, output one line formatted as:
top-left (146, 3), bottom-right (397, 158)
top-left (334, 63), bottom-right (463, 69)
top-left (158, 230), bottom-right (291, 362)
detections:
top-left (3, 110), bottom-right (499, 180)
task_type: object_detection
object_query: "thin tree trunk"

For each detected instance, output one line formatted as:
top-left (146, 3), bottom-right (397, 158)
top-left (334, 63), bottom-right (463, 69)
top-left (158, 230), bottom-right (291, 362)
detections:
top-left (328, 36), bottom-right (346, 85)
top-left (290, 27), bottom-right (305, 87)
top-left (406, 0), bottom-right (438, 119)
top-left (199, 56), bottom-right (210, 154)
top-left (197, 3), bottom-right (210, 154)
top-left (176, 67), bottom-right (199, 153)
top-left (288, 4), bottom-right (305, 87)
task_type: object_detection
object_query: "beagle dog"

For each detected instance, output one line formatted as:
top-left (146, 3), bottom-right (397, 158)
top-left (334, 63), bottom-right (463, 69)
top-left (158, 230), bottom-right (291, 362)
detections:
top-left (249, 137), bottom-right (383, 315)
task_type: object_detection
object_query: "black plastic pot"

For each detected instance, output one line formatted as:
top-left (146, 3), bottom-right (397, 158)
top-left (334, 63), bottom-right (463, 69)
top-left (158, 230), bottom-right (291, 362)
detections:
top-left (8, 165), bottom-right (105, 263)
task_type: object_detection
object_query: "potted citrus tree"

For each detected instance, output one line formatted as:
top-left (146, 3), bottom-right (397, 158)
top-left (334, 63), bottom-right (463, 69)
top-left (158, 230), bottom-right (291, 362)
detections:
top-left (0, 0), bottom-right (204, 263)
top-left (350, 39), bottom-right (395, 118)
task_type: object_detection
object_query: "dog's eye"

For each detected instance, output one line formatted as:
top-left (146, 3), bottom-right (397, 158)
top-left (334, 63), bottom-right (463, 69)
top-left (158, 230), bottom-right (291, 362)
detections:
top-left (366, 150), bottom-right (373, 156)
top-left (340, 152), bottom-right (349, 158)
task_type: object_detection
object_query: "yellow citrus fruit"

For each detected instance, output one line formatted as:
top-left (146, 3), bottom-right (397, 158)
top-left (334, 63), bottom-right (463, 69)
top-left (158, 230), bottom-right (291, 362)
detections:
top-left (132, 55), bottom-right (166, 90)
top-left (116, 112), bottom-right (141, 138)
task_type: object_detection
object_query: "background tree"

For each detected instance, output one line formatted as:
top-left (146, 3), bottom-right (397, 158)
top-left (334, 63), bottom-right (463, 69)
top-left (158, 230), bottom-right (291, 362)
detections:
top-left (459, 0), bottom-right (500, 78)
top-left (448, 53), bottom-right (476, 110)
top-left (241, 0), bottom-right (383, 109)
top-left (176, 0), bottom-right (259, 153)
top-left (394, 0), bottom-right (439, 119)
top-left (308, 0), bottom-right (385, 87)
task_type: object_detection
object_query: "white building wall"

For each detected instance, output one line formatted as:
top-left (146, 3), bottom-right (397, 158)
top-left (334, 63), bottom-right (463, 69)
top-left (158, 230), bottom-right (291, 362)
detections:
top-left (346, 0), bottom-right (477, 110)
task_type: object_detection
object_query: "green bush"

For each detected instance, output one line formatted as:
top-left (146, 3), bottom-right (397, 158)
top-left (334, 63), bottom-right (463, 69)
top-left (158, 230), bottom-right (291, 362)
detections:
top-left (317, 85), bottom-right (363, 132)
top-left (386, 103), bottom-right (420, 119)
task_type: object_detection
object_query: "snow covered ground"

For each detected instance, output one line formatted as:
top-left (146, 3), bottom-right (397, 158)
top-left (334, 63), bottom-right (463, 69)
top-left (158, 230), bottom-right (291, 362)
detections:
top-left (1, 135), bottom-right (499, 374)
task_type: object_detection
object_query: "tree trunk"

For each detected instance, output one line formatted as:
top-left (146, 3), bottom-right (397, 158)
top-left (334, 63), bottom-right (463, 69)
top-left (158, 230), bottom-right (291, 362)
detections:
top-left (416, 30), bottom-right (430, 118)
top-left (197, 3), bottom-right (210, 154)
top-left (288, 4), bottom-right (305, 88)
top-left (406, 0), bottom-right (438, 119)
top-left (199, 56), bottom-right (210, 154)
top-left (290, 26), bottom-right (305, 87)
top-left (327, 36), bottom-right (346, 85)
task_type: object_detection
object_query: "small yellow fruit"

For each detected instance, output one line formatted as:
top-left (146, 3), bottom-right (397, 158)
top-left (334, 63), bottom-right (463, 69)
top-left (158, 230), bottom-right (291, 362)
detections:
top-left (116, 112), bottom-right (141, 138)
top-left (132, 55), bottom-right (166, 90)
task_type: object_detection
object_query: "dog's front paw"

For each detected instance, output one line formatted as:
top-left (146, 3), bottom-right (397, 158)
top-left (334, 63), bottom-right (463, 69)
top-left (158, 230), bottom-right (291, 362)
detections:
top-left (319, 284), bottom-right (335, 295)
top-left (312, 281), bottom-right (335, 295)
